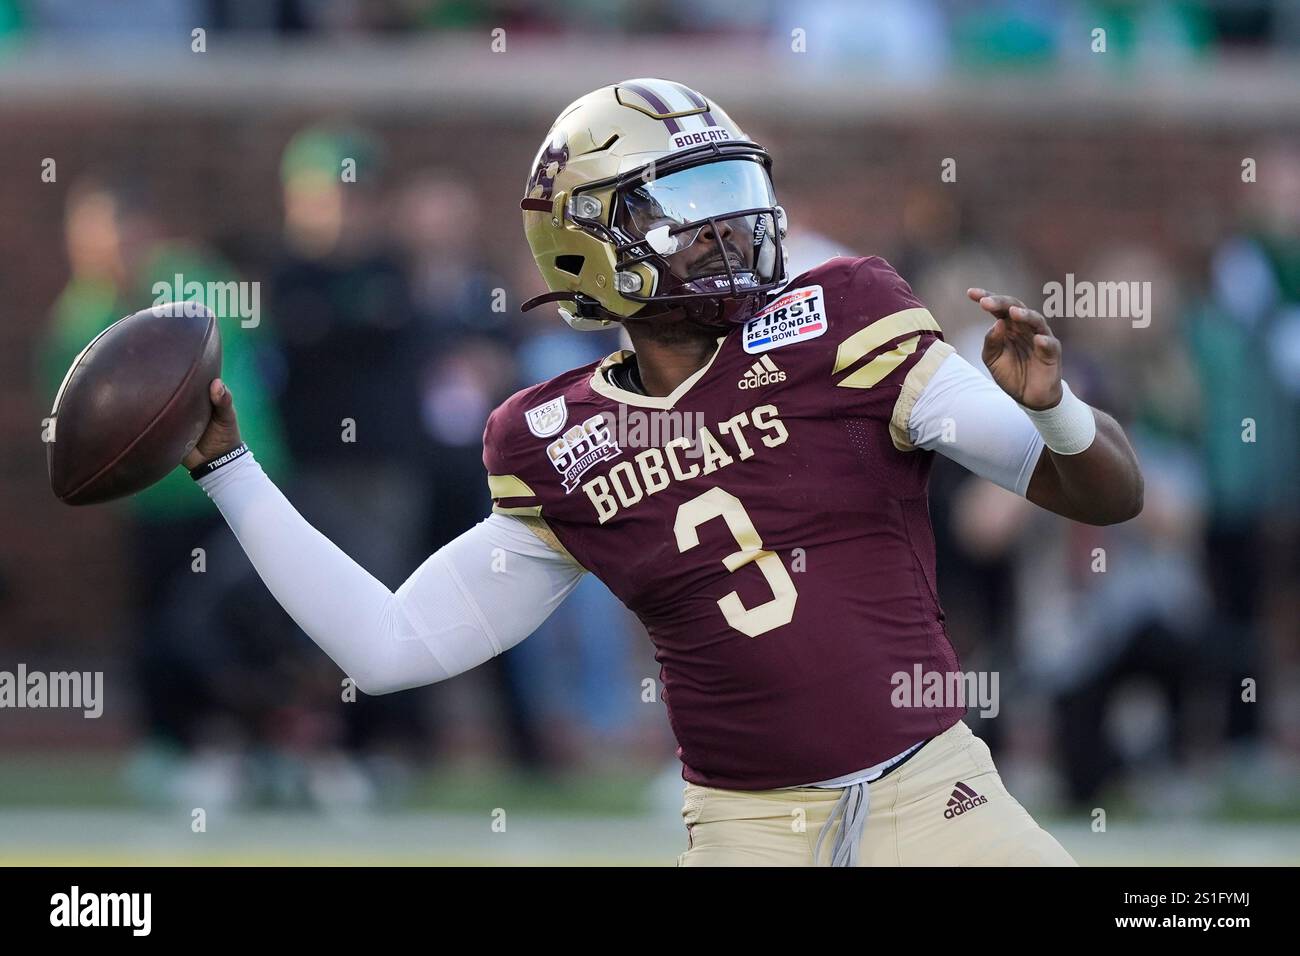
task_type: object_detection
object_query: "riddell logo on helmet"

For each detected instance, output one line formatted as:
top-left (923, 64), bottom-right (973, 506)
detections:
top-left (738, 356), bottom-right (786, 389)
top-left (943, 782), bottom-right (988, 819)
top-left (670, 128), bottom-right (732, 151)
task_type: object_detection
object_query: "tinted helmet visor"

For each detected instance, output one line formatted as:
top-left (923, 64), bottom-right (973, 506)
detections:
top-left (619, 158), bottom-right (781, 284)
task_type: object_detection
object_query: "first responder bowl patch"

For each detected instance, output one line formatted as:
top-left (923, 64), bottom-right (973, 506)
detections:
top-left (742, 285), bottom-right (826, 354)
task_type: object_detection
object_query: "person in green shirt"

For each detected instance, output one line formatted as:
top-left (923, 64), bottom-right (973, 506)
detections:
top-left (37, 178), bottom-right (291, 760)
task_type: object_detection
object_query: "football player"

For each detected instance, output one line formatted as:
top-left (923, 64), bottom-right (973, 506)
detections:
top-left (185, 79), bottom-right (1142, 865)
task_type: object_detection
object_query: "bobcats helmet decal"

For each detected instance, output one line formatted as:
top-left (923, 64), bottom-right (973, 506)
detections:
top-left (526, 133), bottom-right (569, 203)
top-left (520, 78), bottom-right (789, 331)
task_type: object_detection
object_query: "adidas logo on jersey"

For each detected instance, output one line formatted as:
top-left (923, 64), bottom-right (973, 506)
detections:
top-left (943, 781), bottom-right (988, 819)
top-left (738, 355), bottom-right (786, 390)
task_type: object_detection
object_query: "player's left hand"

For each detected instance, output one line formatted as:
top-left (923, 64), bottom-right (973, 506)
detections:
top-left (968, 289), bottom-right (1063, 411)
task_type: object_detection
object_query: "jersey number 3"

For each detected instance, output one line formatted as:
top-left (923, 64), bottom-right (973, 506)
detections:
top-left (674, 487), bottom-right (798, 638)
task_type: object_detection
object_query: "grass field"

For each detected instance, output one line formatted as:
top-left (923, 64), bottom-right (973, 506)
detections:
top-left (3, 754), bottom-right (1298, 865)
top-left (3, 809), bottom-right (1300, 866)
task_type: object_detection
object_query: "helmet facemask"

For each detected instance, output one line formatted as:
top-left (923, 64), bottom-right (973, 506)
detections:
top-left (569, 143), bottom-right (789, 329)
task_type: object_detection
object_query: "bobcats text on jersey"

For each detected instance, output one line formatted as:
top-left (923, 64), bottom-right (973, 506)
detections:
top-left (581, 403), bottom-right (787, 524)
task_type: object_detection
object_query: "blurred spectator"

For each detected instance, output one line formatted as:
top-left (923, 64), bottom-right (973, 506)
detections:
top-left (270, 125), bottom-right (433, 785)
top-left (1184, 141), bottom-right (1300, 761)
top-left (35, 176), bottom-right (294, 796)
top-left (1057, 0), bottom-right (1212, 68)
top-left (391, 169), bottom-right (511, 343)
top-left (771, 0), bottom-right (950, 82)
top-left (6, 0), bottom-right (1298, 55)
top-left (25, 0), bottom-right (206, 37)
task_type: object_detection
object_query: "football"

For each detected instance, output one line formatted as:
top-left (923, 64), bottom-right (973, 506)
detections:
top-left (47, 302), bottom-right (222, 505)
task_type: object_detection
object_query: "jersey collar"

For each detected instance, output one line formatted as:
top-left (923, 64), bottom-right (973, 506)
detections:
top-left (589, 336), bottom-right (727, 410)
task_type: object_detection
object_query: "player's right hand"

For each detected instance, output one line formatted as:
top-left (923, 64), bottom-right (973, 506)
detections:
top-left (967, 288), bottom-right (1063, 411)
top-left (183, 378), bottom-right (243, 470)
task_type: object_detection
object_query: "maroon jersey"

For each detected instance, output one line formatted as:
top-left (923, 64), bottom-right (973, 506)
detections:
top-left (483, 256), bottom-right (965, 790)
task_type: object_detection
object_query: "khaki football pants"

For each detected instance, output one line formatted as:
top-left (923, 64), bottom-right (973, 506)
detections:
top-left (676, 720), bottom-right (1076, 866)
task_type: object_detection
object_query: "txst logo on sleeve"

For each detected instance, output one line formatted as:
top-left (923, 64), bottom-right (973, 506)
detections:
top-left (50, 886), bottom-right (151, 936)
top-left (525, 396), bottom-right (568, 438)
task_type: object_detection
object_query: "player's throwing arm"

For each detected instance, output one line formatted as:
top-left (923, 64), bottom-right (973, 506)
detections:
top-left (176, 377), bottom-right (586, 695)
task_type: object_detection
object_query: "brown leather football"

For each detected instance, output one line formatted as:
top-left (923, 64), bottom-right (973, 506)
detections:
top-left (47, 302), bottom-right (222, 505)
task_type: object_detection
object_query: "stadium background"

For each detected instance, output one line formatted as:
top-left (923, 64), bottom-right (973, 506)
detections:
top-left (0, 0), bottom-right (1298, 864)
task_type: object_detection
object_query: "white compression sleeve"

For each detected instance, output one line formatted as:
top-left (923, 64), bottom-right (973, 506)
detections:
top-left (198, 452), bottom-right (585, 694)
top-left (908, 351), bottom-right (1046, 497)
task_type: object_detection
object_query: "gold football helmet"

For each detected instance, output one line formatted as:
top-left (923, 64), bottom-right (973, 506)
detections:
top-left (521, 78), bottom-right (788, 331)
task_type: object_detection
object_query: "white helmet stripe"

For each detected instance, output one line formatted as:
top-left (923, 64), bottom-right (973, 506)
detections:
top-left (644, 79), bottom-right (714, 133)
top-left (676, 80), bottom-right (717, 132)
top-left (644, 78), bottom-right (694, 113)
top-left (670, 82), bottom-right (718, 128)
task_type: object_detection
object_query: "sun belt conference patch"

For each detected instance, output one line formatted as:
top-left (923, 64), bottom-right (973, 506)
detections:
top-left (743, 284), bottom-right (826, 354)
top-left (547, 413), bottom-right (621, 493)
